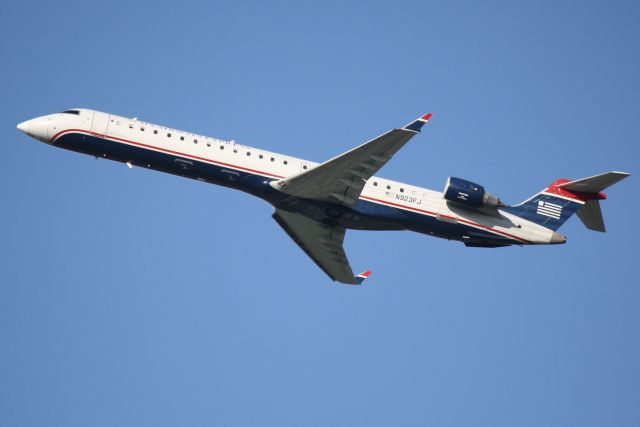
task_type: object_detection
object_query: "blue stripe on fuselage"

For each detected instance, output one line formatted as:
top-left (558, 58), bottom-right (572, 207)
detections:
top-left (53, 132), bottom-right (522, 246)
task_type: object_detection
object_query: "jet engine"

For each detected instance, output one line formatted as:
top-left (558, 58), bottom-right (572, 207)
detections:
top-left (443, 177), bottom-right (504, 209)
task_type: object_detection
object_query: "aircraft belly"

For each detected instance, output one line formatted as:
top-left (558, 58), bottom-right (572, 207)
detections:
top-left (270, 197), bottom-right (405, 231)
top-left (52, 133), bottom-right (522, 245)
top-left (53, 133), bottom-right (281, 198)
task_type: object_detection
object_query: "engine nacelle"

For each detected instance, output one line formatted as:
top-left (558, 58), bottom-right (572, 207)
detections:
top-left (443, 177), bottom-right (503, 209)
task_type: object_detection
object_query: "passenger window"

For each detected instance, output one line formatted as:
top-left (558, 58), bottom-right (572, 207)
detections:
top-left (194, 139), bottom-right (198, 144)
top-left (207, 142), bottom-right (211, 147)
top-left (400, 188), bottom-right (404, 193)
top-left (167, 133), bottom-right (171, 138)
top-left (140, 127), bottom-right (145, 131)
top-left (283, 160), bottom-right (288, 165)
top-left (386, 185), bottom-right (391, 190)
top-left (154, 130), bottom-right (158, 134)
top-left (303, 165), bottom-right (308, 169)
top-left (180, 136), bottom-right (184, 141)
top-left (129, 123), bottom-right (133, 129)
top-left (233, 149), bottom-right (238, 153)
top-left (259, 154), bottom-right (263, 159)
top-left (247, 152), bottom-right (251, 156)
top-left (270, 157), bottom-right (275, 162)
top-left (373, 182), bottom-right (378, 186)
top-left (220, 146), bottom-right (224, 150)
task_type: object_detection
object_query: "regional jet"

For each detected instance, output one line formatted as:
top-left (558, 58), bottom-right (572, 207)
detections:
top-left (17, 109), bottom-right (629, 284)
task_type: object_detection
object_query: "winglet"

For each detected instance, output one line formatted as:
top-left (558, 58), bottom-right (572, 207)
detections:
top-left (355, 270), bottom-right (372, 284)
top-left (403, 113), bottom-right (433, 133)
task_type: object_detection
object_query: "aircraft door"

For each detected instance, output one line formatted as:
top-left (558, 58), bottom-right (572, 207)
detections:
top-left (91, 112), bottom-right (110, 135)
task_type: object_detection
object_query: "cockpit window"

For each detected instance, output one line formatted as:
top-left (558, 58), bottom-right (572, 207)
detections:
top-left (61, 110), bottom-right (80, 115)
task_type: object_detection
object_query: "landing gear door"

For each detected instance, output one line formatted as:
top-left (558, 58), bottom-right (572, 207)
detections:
top-left (91, 111), bottom-right (110, 135)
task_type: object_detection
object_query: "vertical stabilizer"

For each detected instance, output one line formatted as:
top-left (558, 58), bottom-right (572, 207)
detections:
top-left (502, 171), bottom-right (629, 232)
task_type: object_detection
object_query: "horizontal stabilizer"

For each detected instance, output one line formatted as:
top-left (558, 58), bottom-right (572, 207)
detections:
top-left (577, 200), bottom-right (606, 232)
top-left (557, 171), bottom-right (630, 193)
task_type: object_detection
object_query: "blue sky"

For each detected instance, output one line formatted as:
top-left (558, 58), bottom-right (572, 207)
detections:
top-left (1, 1), bottom-right (639, 426)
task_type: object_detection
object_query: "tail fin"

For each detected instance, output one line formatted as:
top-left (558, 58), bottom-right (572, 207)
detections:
top-left (502, 171), bottom-right (629, 232)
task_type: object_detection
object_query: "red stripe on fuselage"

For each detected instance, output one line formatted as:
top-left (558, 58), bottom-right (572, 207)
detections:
top-left (52, 128), bottom-right (530, 244)
top-left (360, 195), bottom-right (530, 243)
top-left (51, 129), bottom-right (286, 179)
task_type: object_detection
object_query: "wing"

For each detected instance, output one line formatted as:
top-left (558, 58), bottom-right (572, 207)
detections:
top-left (270, 114), bottom-right (432, 207)
top-left (272, 209), bottom-right (370, 285)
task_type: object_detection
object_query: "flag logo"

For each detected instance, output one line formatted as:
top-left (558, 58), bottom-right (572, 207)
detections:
top-left (537, 200), bottom-right (562, 219)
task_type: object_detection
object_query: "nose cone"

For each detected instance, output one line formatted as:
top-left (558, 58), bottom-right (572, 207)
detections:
top-left (16, 117), bottom-right (51, 143)
top-left (550, 231), bottom-right (567, 244)
top-left (17, 121), bottom-right (29, 134)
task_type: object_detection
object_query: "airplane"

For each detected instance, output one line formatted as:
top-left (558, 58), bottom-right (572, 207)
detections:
top-left (17, 109), bottom-right (630, 285)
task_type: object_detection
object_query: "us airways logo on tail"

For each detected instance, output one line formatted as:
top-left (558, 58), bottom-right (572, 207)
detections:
top-left (537, 200), bottom-right (563, 219)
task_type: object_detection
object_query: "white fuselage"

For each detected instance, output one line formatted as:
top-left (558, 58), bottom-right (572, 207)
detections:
top-left (17, 108), bottom-right (559, 246)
